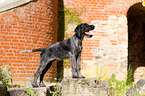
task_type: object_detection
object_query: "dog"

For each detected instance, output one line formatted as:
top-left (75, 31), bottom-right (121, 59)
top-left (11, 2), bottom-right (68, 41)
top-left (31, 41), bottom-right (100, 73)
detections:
top-left (20, 23), bottom-right (95, 87)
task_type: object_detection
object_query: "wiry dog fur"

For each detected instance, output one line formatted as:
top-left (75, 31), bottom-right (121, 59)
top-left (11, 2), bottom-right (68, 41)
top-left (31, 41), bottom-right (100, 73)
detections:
top-left (20, 23), bottom-right (95, 87)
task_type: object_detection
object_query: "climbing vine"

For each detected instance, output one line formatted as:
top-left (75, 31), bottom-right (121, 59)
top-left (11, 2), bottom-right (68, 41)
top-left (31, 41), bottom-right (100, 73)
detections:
top-left (64, 7), bottom-right (85, 38)
top-left (64, 7), bottom-right (82, 25)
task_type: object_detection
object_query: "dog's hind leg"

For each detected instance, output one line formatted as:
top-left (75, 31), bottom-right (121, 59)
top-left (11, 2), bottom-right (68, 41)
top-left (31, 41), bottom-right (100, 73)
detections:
top-left (32, 66), bottom-right (43, 87)
top-left (39, 60), bottom-right (54, 87)
top-left (32, 55), bottom-right (48, 87)
top-left (32, 62), bottom-right (45, 87)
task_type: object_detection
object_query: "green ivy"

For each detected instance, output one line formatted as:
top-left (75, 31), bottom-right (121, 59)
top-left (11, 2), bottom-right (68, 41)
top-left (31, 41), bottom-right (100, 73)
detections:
top-left (64, 7), bottom-right (83, 25)
top-left (64, 7), bottom-right (84, 38)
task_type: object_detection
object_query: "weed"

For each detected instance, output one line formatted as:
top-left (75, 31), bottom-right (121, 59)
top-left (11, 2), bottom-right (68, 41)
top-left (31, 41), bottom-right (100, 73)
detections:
top-left (0, 65), bottom-right (12, 88)
top-left (96, 63), bottom-right (110, 81)
top-left (63, 58), bottom-right (70, 68)
top-left (126, 65), bottom-right (133, 85)
top-left (108, 74), bottom-right (131, 96)
top-left (50, 84), bottom-right (62, 96)
top-left (24, 88), bottom-right (36, 96)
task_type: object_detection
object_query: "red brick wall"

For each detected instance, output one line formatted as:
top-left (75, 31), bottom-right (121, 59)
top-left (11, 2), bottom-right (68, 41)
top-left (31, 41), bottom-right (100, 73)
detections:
top-left (64, 0), bottom-right (133, 22)
top-left (0, 0), bottom-right (145, 85)
top-left (0, 0), bottom-right (58, 85)
top-left (64, 0), bottom-right (143, 61)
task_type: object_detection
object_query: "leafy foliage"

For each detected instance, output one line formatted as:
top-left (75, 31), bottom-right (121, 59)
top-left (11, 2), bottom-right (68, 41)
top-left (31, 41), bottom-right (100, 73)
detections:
top-left (0, 65), bottom-right (12, 88)
top-left (64, 7), bottom-right (83, 38)
top-left (126, 66), bottom-right (133, 85)
top-left (64, 7), bottom-right (83, 25)
top-left (51, 84), bottom-right (62, 96)
top-left (108, 74), bottom-right (131, 96)
top-left (24, 88), bottom-right (36, 96)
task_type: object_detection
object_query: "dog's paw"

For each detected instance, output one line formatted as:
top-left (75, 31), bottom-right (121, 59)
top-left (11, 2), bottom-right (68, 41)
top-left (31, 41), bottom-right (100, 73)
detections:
top-left (39, 82), bottom-right (46, 87)
top-left (32, 83), bottom-right (39, 87)
top-left (72, 74), bottom-right (79, 78)
top-left (72, 74), bottom-right (85, 78)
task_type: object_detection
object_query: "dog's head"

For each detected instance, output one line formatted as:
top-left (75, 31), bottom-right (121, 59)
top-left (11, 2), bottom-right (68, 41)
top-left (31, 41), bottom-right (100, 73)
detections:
top-left (74, 23), bottom-right (95, 38)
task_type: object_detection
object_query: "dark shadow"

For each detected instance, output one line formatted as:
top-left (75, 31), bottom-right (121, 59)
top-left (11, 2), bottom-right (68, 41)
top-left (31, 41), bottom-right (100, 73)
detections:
top-left (127, 2), bottom-right (145, 84)
top-left (57, 0), bottom-right (64, 81)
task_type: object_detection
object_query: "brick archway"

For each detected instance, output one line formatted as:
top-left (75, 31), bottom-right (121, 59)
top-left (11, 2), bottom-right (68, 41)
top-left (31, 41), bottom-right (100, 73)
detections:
top-left (127, 2), bottom-right (145, 83)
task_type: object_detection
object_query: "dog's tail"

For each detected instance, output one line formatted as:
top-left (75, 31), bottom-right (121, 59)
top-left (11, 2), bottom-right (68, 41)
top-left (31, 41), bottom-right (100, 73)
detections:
top-left (20, 48), bottom-right (44, 53)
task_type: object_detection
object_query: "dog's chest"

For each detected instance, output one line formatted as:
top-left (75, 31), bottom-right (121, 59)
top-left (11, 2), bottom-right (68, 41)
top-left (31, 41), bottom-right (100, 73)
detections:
top-left (75, 46), bottom-right (82, 53)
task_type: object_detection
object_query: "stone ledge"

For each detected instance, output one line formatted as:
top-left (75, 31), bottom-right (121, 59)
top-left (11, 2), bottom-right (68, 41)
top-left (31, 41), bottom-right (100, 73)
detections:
top-left (0, 82), bottom-right (57, 96)
top-left (61, 78), bottom-right (114, 96)
top-left (7, 87), bottom-right (50, 96)
top-left (7, 83), bottom-right (57, 96)
top-left (0, 0), bottom-right (33, 12)
top-left (126, 79), bottom-right (145, 96)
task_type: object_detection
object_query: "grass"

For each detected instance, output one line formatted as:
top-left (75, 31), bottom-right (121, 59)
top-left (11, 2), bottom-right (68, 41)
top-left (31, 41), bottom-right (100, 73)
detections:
top-left (107, 74), bottom-right (145, 96)
top-left (107, 74), bottom-right (131, 96)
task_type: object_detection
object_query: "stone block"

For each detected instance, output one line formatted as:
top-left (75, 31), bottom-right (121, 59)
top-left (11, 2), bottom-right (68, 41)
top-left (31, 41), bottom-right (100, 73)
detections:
top-left (7, 87), bottom-right (52, 96)
top-left (126, 79), bottom-right (145, 96)
top-left (61, 78), bottom-right (113, 96)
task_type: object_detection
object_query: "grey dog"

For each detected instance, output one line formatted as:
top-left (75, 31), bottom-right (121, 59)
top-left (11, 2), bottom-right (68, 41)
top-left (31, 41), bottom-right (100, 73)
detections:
top-left (20, 23), bottom-right (95, 87)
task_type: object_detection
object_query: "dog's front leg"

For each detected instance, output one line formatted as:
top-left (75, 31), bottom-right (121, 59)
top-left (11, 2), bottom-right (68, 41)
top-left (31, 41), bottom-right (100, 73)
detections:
top-left (76, 53), bottom-right (85, 78)
top-left (70, 54), bottom-right (78, 78)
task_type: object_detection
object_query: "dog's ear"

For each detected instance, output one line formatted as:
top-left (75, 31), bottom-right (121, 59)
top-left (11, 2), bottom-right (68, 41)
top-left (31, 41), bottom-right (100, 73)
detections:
top-left (74, 24), bottom-right (82, 37)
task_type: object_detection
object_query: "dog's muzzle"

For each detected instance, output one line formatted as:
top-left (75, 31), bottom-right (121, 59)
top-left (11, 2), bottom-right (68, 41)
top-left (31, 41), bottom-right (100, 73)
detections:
top-left (85, 25), bottom-right (95, 38)
top-left (90, 25), bottom-right (95, 30)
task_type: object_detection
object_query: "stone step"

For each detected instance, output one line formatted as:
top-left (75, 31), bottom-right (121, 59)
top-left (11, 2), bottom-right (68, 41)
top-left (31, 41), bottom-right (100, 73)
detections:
top-left (1, 78), bottom-right (114, 96)
top-left (7, 87), bottom-right (51, 96)
top-left (126, 79), bottom-right (145, 96)
top-left (61, 78), bottom-right (114, 96)
top-left (0, 84), bottom-right (55, 96)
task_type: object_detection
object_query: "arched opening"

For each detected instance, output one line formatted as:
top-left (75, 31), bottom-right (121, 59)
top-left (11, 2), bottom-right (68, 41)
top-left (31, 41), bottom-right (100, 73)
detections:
top-left (127, 2), bottom-right (145, 83)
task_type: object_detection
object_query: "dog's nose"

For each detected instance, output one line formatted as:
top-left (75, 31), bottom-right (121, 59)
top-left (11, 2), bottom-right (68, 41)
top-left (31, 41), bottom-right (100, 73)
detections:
top-left (90, 25), bottom-right (95, 30)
